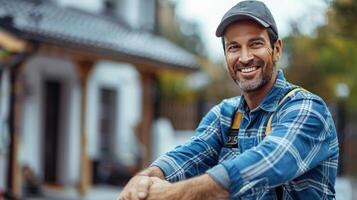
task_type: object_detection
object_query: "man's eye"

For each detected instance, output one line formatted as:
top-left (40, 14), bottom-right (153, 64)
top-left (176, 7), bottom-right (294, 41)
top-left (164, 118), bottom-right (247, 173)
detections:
top-left (227, 45), bottom-right (239, 52)
top-left (251, 42), bottom-right (263, 48)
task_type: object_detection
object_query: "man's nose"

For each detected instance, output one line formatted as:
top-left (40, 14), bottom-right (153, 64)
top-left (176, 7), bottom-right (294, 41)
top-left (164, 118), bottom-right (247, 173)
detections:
top-left (238, 48), bottom-right (253, 65)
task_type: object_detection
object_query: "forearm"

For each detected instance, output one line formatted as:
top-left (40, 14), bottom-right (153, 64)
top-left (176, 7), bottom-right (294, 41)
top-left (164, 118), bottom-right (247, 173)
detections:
top-left (151, 104), bottom-right (224, 182)
top-left (136, 166), bottom-right (165, 179)
top-left (118, 166), bottom-right (165, 200)
top-left (174, 174), bottom-right (229, 200)
top-left (151, 135), bottom-right (222, 183)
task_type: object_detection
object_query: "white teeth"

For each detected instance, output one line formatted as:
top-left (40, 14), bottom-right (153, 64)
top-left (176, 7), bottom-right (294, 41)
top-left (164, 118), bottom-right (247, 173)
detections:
top-left (241, 67), bottom-right (257, 73)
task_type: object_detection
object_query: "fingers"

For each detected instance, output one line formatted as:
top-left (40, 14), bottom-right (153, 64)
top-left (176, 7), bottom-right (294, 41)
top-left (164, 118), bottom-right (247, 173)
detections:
top-left (150, 177), bottom-right (162, 184)
top-left (117, 175), bottom-right (152, 200)
top-left (128, 187), bottom-right (141, 200)
top-left (146, 178), bottom-right (173, 200)
top-left (136, 177), bottom-right (152, 199)
top-left (118, 188), bottom-right (134, 200)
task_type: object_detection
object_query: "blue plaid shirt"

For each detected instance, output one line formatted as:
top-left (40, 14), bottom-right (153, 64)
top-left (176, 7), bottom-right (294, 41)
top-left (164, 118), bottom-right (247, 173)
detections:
top-left (152, 70), bottom-right (338, 199)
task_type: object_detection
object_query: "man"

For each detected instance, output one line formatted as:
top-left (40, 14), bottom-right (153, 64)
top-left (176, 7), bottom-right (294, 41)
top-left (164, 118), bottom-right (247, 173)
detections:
top-left (117, 1), bottom-right (339, 199)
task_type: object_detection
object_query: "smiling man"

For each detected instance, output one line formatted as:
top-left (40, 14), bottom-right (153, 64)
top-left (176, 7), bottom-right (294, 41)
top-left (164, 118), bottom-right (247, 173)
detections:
top-left (117, 1), bottom-right (339, 199)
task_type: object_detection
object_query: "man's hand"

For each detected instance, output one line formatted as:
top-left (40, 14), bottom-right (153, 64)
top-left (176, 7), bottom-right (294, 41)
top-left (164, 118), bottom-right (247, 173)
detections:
top-left (117, 166), bottom-right (164, 200)
top-left (146, 177), bottom-right (178, 200)
top-left (117, 175), bottom-right (152, 200)
top-left (146, 174), bottom-right (229, 200)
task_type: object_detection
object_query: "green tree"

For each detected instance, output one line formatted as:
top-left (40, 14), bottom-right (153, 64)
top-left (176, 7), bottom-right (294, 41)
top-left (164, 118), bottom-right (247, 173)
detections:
top-left (284, 0), bottom-right (357, 108)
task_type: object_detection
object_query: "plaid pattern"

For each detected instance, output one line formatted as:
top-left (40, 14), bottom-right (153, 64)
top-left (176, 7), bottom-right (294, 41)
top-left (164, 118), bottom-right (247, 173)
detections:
top-left (152, 70), bottom-right (338, 199)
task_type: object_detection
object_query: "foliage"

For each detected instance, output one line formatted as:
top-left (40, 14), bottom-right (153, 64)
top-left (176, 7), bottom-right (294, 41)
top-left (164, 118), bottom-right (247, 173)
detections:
top-left (0, 48), bottom-right (10, 62)
top-left (156, 0), bottom-right (209, 101)
top-left (158, 71), bottom-right (196, 101)
top-left (157, 1), bottom-right (206, 57)
top-left (284, 0), bottom-right (357, 109)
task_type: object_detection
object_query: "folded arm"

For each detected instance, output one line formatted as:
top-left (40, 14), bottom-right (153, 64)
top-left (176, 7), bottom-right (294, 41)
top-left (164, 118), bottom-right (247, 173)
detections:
top-left (207, 95), bottom-right (337, 197)
top-left (151, 103), bottom-right (226, 182)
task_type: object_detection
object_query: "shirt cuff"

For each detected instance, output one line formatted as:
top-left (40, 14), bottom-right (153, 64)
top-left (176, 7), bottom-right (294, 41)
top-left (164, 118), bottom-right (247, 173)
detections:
top-left (150, 156), bottom-right (184, 182)
top-left (206, 164), bottom-right (231, 190)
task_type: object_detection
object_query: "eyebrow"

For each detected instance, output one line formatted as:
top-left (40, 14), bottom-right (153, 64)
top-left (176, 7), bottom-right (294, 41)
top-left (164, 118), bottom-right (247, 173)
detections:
top-left (225, 36), bottom-right (266, 47)
top-left (248, 36), bottom-right (266, 43)
top-left (225, 40), bottom-right (238, 47)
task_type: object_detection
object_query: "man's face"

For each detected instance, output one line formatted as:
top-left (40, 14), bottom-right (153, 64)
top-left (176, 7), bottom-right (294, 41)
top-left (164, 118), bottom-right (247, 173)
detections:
top-left (224, 20), bottom-right (281, 93)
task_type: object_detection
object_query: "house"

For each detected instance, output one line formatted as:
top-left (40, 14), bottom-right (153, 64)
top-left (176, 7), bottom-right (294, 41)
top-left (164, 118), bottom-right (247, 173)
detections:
top-left (0, 0), bottom-right (198, 198)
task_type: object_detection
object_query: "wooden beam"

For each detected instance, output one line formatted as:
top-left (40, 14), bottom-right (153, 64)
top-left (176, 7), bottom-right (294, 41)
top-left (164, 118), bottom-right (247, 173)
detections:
top-left (75, 60), bottom-right (93, 195)
top-left (0, 29), bottom-right (27, 52)
top-left (8, 61), bottom-right (27, 198)
top-left (139, 72), bottom-right (156, 167)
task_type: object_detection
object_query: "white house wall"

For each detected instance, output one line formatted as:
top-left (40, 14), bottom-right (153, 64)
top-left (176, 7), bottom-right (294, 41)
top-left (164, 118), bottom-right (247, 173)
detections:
top-left (119, 0), bottom-right (156, 31)
top-left (57, 0), bottom-right (103, 13)
top-left (19, 55), bottom-right (81, 186)
top-left (56, 0), bottom-right (156, 31)
top-left (87, 61), bottom-right (142, 167)
top-left (120, 0), bottom-right (141, 29)
top-left (56, 0), bottom-right (143, 30)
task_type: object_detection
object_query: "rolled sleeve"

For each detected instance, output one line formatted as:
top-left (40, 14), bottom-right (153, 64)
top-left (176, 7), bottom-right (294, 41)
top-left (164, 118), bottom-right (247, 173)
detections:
top-left (206, 164), bottom-right (232, 190)
top-left (150, 155), bottom-right (185, 182)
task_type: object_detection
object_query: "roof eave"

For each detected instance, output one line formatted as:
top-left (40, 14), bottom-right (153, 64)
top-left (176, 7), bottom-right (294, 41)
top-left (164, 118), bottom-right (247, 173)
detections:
top-left (19, 30), bottom-right (198, 72)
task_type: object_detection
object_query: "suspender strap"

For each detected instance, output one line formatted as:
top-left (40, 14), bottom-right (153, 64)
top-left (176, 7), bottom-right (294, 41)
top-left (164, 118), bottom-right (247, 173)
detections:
top-left (265, 87), bottom-right (306, 136)
top-left (231, 112), bottom-right (242, 129)
top-left (231, 87), bottom-right (305, 136)
top-left (229, 87), bottom-right (306, 200)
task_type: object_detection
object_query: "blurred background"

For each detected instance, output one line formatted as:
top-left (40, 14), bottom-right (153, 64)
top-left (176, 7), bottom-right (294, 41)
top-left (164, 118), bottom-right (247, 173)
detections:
top-left (0, 0), bottom-right (356, 199)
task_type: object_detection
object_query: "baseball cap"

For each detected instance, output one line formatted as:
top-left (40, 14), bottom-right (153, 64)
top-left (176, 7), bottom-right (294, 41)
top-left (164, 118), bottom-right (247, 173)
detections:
top-left (215, 0), bottom-right (278, 38)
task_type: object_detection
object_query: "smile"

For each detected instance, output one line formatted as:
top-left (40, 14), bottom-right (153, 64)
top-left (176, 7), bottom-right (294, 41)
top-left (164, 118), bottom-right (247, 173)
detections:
top-left (239, 66), bottom-right (259, 73)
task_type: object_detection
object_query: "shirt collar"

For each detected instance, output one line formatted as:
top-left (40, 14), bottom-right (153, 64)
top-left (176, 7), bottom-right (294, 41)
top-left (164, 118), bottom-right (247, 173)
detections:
top-left (237, 69), bottom-right (294, 113)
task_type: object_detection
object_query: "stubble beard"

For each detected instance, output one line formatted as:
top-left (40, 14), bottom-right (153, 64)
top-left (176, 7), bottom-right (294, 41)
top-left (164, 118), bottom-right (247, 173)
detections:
top-left (234, 60), bottom-right (276, 93)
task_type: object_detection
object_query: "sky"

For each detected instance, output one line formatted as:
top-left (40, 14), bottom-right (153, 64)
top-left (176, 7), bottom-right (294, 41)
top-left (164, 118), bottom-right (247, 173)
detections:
top-left (173, 0), bottom-right (329, 61)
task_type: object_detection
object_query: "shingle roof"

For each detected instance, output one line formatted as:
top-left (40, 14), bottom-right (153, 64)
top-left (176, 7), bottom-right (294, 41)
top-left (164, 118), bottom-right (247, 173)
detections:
top-left (0, 0), bottom-right (198, 69)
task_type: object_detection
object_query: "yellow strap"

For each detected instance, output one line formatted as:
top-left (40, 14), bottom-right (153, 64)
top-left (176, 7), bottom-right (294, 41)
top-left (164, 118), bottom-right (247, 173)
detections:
top-left (231, 87), bottom-right (306, 138)
top-left (265, 88), bottom-right (306, 136)
top-left (265, 113), bottom-right (274, 134)
top-left (231, 112), bottom-right (242, 129)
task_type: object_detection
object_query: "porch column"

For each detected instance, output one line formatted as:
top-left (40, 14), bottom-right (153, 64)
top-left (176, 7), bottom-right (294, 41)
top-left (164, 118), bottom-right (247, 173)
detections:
top-left (75, 61), bottom-right (93, 195)
top-left (7, 57), bottom-right (27, 198)
top-left (140, 73), bottom-right (156, 167)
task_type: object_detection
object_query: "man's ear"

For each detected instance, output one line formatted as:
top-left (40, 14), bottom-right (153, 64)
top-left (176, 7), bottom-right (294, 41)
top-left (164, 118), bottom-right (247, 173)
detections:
top-left (273, 39), bottom-right (282, 62)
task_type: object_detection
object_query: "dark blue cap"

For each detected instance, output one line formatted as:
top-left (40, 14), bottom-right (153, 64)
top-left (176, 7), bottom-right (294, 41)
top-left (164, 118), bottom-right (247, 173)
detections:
top-left (216, 0), bottom-right (278, 37)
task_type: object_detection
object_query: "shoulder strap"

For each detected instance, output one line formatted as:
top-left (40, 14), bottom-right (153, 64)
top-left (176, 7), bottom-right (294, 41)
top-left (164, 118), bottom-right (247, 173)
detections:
top-left (231, 111), bottom-right (242, 129)
top-left (265, 87), bottom-right (306, 136)
top-left (230, 87), bottom-right (307, 136)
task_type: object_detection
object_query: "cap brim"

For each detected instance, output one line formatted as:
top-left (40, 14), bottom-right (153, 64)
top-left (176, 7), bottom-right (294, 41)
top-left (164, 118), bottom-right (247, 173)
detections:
top-left (216, 14), bottom-right (269, 37)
